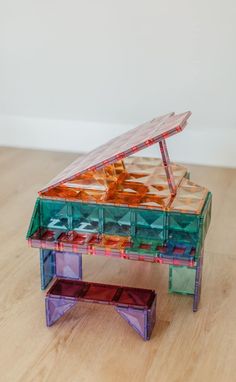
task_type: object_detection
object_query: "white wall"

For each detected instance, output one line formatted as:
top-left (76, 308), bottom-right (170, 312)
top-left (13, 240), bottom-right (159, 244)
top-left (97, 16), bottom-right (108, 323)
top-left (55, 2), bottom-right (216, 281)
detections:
top-left (0, 1), bottom-right (236, 166)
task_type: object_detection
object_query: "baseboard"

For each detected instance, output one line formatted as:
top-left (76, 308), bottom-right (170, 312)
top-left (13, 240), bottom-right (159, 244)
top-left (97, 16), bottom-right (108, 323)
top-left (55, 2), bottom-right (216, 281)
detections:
top-left (0, 114), bottom-right (235, 167)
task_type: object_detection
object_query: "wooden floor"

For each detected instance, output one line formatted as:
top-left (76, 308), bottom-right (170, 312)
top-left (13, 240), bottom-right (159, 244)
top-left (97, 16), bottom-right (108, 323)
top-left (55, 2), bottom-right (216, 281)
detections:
top-left (0, 147), bottom-right (236, 382)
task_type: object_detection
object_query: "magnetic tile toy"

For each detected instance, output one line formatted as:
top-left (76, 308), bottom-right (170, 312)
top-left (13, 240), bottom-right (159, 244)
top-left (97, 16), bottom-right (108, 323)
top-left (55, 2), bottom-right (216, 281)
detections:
top-left (27, 111), bottom-right (212, 340)
top-left (46, 279), bottom-right (156, 340)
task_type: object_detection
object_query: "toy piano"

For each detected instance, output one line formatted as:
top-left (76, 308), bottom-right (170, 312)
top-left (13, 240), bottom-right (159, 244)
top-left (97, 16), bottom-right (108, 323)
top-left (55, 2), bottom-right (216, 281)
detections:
top-left (26, 111), bottom-right (212, 340)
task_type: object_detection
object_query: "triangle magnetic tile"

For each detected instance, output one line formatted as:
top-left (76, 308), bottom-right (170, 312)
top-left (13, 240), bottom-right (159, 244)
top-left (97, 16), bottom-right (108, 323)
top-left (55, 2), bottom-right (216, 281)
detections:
top-left (116, 306), bottom-right (147, 339)
top-left (45, 296), bottom-right (77, 326)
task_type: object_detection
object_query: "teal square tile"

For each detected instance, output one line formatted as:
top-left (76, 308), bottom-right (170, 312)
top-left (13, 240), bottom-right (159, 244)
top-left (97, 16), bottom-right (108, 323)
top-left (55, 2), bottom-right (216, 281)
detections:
top-left (169, 265), bottom-right (196, 295)
top-left (72, 202), bottom-right (100, 233)
top-left (168, 212), bottom-right (200, 233)
top-left (103, 206), bottom-right (131, 236)
top-left (41, 199), bottom-right (68, 230)
top-left (135, 209), bottom-right (165, 242)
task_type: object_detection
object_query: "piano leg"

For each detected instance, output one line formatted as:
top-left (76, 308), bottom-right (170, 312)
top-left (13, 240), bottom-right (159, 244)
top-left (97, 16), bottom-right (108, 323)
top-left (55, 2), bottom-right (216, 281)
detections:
top-left (193, 250), bottom-right (204, 312)
top-left (168, 264), bottom-right (196, 296)
top-left (168, 250), bottom-right (204, 311)
top-left (40, 249), bottom-right (56, 290)
top-left (55, 251), bottom-right (83, 281)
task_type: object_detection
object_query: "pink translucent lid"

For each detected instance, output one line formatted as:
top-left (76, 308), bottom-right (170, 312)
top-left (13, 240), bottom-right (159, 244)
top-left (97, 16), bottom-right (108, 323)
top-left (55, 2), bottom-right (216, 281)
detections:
top-left (39, 111), bottom-right (191, 193)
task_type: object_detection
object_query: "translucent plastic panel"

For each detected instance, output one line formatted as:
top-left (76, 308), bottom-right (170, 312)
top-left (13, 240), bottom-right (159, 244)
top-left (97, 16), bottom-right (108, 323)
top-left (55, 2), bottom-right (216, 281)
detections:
top-left (168, 212), bottom-right (200, 233)
top-left (48, 279), bottom-right (87, 299)
top-left (135, 209), bottom-right (165, 242)
top-left (117, 287), bottom-right (155, 308)
top-left (169, 178), bottom-right (208, 214)
top-left (47, 278), bottom-right (156, 309)
top-left (125, 238), bottom-right (159, 256)
top-left (55, 252), bottom-right (82, 280)
top-left (26, 198), bottom-right (40, 238)
top-left (167, 230), bottom-right (198, 246)
top-left (72, 203), bottom-right (100, 233)
top-left (40, 111), bottom-right (191, 193)
top-left (159, 241), bottom-right (195, 262)
top-left (147, 295), bottom-right (157, 340)
top-left (40, 157), bottom-right (188, 211)
top-left (104, 206), bottom-right (131, 236)
top-left (136, 227), bottom-right (164, 242)
top-left (41, 200), bottom-right (68, 230)
top-left (116, 295), bottom-right (157, 340)
top-left (40, 249), bottom-right (55, 290)
top-left (83, 284), bottom-right (118, 303)
top-left (46, 279), bottom-right (157, 340)
top-left (136, 209), bottom-right (165, 229)
top-left (116, 307), bottom-right (147, 339)
top-left (46, 297), bottom-right (76, 326)
top-left (169, 265), bottom-right (196, 295)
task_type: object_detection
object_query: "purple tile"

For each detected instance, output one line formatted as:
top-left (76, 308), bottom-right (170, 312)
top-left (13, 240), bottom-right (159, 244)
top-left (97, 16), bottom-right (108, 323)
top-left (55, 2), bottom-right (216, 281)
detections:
top-left (45, 296), bottom-right (76, 326)
top-left (147, 295), bottom-right (157, 339)
top-left (116, 294), bottom-right (157, 340)
top-left (116, 306), bottom-right (147, 339)
top-left (55, 252), bottom-right (82, 280)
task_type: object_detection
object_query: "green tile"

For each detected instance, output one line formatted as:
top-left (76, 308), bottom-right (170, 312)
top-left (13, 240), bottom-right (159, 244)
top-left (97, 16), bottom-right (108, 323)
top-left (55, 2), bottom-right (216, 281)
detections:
top-left (26, 198), bottom-right (40, 238)
top-left (168, 212), bottom-right (200, 233)
top-left (134, 209), bottom-right (165, 242)
top-left (136, 227), bottom-right (165, 242)
top-left (167, 230), bottom-right (198, 246)
top-left (169, 265), bottom-right (196, 295)
top-left (136, 209), bottom-right (165, 229)
top-left (103, 206), bottom-right (131, 236)
top-left (195, 192), bottom-right (212, 258)
top-left (72, 202), bottom-right (100, 233)
top-left (41, 199), bottom-right (68, 230)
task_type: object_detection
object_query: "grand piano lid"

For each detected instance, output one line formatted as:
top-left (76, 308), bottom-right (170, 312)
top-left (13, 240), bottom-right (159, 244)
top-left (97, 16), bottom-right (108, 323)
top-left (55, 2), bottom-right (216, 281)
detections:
top-left (39, 111), bottom-right (191, 193)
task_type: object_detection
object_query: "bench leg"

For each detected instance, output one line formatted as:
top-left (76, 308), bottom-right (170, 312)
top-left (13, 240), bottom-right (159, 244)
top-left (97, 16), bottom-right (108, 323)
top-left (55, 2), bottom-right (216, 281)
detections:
top-left (45, 296), bottom-right (76, 326)
top-left (45, 294), bottom-right (157, 340)
top-left (115, 295), bottom-right (156, 341)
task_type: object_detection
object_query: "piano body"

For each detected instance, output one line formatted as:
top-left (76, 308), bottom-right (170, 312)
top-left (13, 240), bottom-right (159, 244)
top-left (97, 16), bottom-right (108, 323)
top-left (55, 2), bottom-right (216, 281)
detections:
top-left (26, 111), bottom-right (212, 340)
